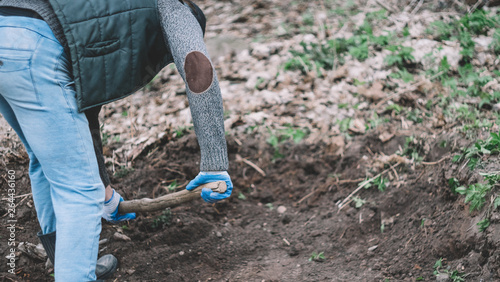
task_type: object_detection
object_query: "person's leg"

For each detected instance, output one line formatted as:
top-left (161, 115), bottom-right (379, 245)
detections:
top-left (84, 107), bottom-right (117, 203)
top-left (0, 96), bottom-right (56, 234)
top-left (84, 106), bottom-right (111, 188)
top-left (0, 16), bottom-right (103, 281)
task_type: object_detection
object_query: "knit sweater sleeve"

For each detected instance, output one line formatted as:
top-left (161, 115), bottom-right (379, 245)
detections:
top-left (157, 0), bottom-right (228, 171)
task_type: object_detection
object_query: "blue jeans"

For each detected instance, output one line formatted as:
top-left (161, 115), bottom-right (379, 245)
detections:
top-left (0, 16), bottom-right (103, 281)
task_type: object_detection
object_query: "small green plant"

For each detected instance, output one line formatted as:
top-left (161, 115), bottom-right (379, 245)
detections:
top-left (114, 166), bottom-right (134, 178)
top-left (367, 113), bottom-right (389, 130)
top-left (348, 42), bottom-right (369, 61)
top-left (267, 125), bottom-right (309, 160)
top-left (491, 29), bottom-right (500, 54)
top-left (433, 259), bottom-right (445, 274)
top-left (455, 183), bottom-right (491, 212)
top-left (167, 180), bottom-right (178, 191)
top-left (238, 192), bottom-right (247, 200)
top-left (363, 175), bottom-right (390, 192)
top-left (151, 208), bottom-right (172, 229)
top-left (494, 196), bottom-right (500, 210)
top-left (480, 171), bottom-right (500, 185)
top-left (308, 251), bottom-right (325, 262)
top-left (398, 136), bottom-right (424, 163)
top-left (457, 64), bottom-right (493, 101)
top-left (174, 126), bottom-right (191, 138)
top-left (459, 9), bottom-right (497, 36)
top-left (284, 41), bottom-right (341, 75)
top-left (389, 68), bottom-right (414, 83)
top-left (477, 218), bottom-right (490, 232)
top-left (302, 13), bottom-right (315, 26)
top-left (433, 258), bottom-right (465, 282)
top-left (426, 20), bottom-right (454, 40)
top-left (254, 77), bottom-right (266, 89)
top-left (406, 109), bottom-right (423, 124)
top-left (385, 104), bottom-right (403, 115)
top-left (265, 203), bottom-right (274, 210)
top-left (365, 9), bottom-right (387, 21)
top-left (380, 223), bottom-right (385, 233)
top-left (352, 196), bottom-right (366, 208)
top-left (102, 132), bottom-right (111, 146)
top-left (452, 171), bottom-right (500, 213)
top-left (448, 178), bottom-right (462, 194)
top-left (281, 126), bottom-right (307, 143)
top-left (384, 45), bottom-right (415, 68)
top-left (338, 118), bottom-right (353, 132)
top-left (453, 131), bottom-right (500, 170)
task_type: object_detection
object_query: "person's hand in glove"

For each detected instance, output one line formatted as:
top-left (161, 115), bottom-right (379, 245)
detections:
top-left (103, 189), bottom-right (136, 223)
top-left (186, 171), bottom-right (233, 203)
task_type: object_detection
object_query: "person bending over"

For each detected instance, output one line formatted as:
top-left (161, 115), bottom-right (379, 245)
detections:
top-left (0, 0), bottom-right (232, 280)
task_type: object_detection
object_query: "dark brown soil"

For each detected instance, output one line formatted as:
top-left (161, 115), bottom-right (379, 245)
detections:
top-left (2, 130), bottom-right (499, 281)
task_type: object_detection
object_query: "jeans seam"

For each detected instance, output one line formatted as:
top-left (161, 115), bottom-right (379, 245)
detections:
top-left (29, 35), bottom-right (43, 106)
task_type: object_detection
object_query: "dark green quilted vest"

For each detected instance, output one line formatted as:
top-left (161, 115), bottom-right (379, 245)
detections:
top-left (48, 0), bottom-right (171, 112)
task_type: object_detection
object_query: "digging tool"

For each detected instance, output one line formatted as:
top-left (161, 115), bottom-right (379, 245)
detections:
top-left (118, 181), bottom-right (227, 213)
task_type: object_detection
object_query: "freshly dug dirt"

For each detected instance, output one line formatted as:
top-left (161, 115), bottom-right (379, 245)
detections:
top-left (1, 130), bottom-right (498, 281)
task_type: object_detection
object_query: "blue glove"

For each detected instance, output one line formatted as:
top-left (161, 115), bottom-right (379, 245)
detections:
top-left (103, 189), bottom-right (136, 223)
top-left (186, 171), bottom-right (233, 203)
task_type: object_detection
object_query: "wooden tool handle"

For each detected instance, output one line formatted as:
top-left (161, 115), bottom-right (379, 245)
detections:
top-left (118, 181), bottom-right (227, 213)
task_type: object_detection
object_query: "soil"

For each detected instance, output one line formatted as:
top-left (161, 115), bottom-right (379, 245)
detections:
top-left (1, 130), bottom-right (499, 281)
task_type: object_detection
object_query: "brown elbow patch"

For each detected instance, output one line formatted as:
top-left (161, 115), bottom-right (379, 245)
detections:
top-left (184, 51), bottom-right (213, 94)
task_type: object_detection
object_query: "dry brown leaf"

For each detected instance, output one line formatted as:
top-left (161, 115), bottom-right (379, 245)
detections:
top-left (375, 154), bottom-right (411, 168)
top-left (349, 119), bottom-right (366, 134)
top-left (326, 135), bottom-right (345, 156)
top-left (358, 81), bottom-right (385, 101)
top-left (330, 65), bottom-right (348, 81)
top-left (379, 131), bottom-right (395, 143)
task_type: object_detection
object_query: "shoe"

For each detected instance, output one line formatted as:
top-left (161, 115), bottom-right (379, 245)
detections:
top-left (95, 254), bottom-right (117, 280)
top-left (37, 231), bottom-right (117, 280)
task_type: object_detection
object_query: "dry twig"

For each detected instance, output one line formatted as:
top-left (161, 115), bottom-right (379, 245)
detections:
top-left (296, 189), bottom-right (318, 204)
top-left (410, 0), bottom-right (424, 16)
top-left (336, 178), bottom-right (366, 184)
top-left (421, 155), bottom-right (451, 166)
top-left (469, 0), bottom-right (487, 13)
top-left (236, 154), bottom-right (266, 177)
top-left (375, 0), bottom-right (399, 13)
top-left (337, 163), bottom-right (401, 211)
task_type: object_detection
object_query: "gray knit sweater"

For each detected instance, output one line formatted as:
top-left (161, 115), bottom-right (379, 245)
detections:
top-left (0, 0), bottom-right (229, 172)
